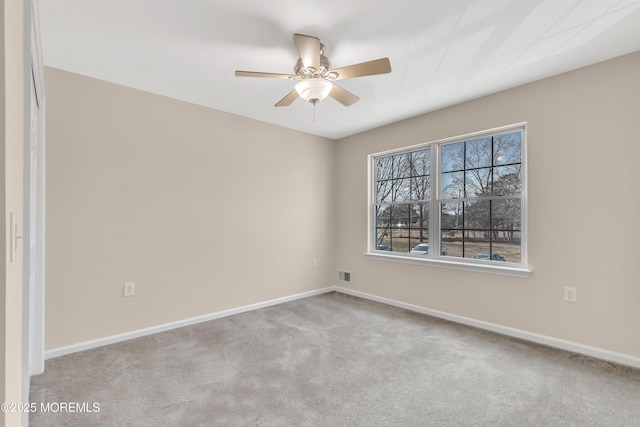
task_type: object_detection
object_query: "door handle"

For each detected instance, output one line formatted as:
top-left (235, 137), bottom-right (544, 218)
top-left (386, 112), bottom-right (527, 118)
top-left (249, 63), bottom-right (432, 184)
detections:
top-left (9, 212), bottom-right (22, 263)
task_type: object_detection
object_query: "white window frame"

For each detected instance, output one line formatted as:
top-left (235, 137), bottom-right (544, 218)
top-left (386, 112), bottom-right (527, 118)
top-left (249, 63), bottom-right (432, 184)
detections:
top-left (366, 123), bottom-right (530, 278)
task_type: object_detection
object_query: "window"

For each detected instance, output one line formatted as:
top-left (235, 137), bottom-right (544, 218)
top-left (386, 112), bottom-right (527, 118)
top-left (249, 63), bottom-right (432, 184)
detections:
top-left (370, 124), bottom-right (527, 273)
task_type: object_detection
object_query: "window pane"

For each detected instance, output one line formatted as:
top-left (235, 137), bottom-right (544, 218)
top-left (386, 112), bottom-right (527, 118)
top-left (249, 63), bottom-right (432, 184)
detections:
top-left (390, 204), bottom-right (411, 253)
top-left (375, 204), bottom-right (393, 251)
top-left (493, 233), bottom-right (521, 263)
top-left (376, 228), bottom-right (391, 251)
top-left (393, 153), bottom-right (412, 179)
top-left (441, 201), bottom-right (463, 230)
top-left (376, 205), bottom-right (392, 228)
top-left (440, 240), bottom-right (449, 256)
top-left (464, 237), bottom-right (491, 260)
top-left (441, 142), bottom-right (464, 172)
top-left (465, 168), bottom-right (492, 197)
top-left (376, 156), bottom-right (393, 180)
top-left (465, 200), bottom-right (490, 230)
top-left (376, 179), bottom-right (392, 204)
top-left (390, 236), bottom-right (411, 253)
top-left (466, 137), bottom-right (492, 169)
top-left (493, 165), bottom-right (521, 196)
top-left (412, 149), bottom-right (430, 176)
top-left (441, 171), bottom-right (464, 199)
top-left (493, 131), bottom-right (521, 165)
top-left (393, 178), bottom-right (411, 202)
top-left (492, 199), bottom-right (521, 232)
top-left (411, 175), bottom-right (430, 201)
top-left (442, 230), bottom-right (463, 257)
top-left (410, 203), bottom-right (429, 253)
top-left (391, 204), bottom-right (410, 228)
top-left (410, 203), bottom-right (429, 231)
top-left (376, 156), bottom-right (393, 204)
top-left (408, 229), bottom-right (425, 254)
top-left (408, 228), bottom-right (424, 241)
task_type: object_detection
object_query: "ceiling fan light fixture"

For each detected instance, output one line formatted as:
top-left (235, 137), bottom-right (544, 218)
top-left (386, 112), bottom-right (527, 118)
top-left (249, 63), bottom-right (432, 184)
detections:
top-left (295, 78), bottom-right (332, 104)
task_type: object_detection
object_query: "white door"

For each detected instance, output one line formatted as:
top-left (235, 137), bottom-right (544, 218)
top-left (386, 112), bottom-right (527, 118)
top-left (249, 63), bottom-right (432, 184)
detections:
top-left (25, 0), bottom-right (46, 378)
top-left (28, 66), bottom-right (45, 376)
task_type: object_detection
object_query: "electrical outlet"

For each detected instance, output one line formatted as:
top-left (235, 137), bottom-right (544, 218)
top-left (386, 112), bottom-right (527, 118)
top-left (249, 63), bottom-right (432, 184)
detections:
top-left (564, 286), bottom-right (577, 303)
top-left (312, 258), bottom-right (318, 268)
top-left (123, 282), bottom-right (135, 297)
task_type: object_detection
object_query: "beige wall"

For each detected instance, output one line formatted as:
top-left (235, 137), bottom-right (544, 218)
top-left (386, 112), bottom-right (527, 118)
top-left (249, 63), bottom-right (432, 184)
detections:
top-left (2, 0), bottom-right (25, 426)
top-left (45, 68), bottom-right (337, 349)
top-left (45, 52), bottom-right (640, 361)
top-left (337, 52), bottom-right (640, 358)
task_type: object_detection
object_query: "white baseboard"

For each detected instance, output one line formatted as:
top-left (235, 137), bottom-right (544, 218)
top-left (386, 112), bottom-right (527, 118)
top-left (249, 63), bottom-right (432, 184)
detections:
top-left (46, 285), bottom-right (640, 370)
top-left (45, 287), bottom-right (335, 360)
top-left (334, 286), bottom-right (640, 369)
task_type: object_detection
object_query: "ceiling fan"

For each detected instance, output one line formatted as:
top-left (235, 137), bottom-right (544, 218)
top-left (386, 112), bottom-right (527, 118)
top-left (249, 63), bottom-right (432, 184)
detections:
top-left (235, 33), bottom-right (391, 108)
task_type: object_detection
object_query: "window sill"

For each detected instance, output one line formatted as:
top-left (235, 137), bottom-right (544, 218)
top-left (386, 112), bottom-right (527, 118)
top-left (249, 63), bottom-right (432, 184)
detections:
top-left (364, 252), bottom-right (531, 278)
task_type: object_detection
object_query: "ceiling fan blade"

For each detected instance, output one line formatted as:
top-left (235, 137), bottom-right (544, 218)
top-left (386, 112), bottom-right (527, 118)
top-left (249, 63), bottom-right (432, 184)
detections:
top-left (235, 70), bottom-right (294, 79)
top-left (332, 58), bottom-right (391, 80)
top-left (275, 89), bottom-right (298, 107)
top-left (293, 33), bottom-right (320, 70)
top-left (329, 84), bottom-right (360, 107)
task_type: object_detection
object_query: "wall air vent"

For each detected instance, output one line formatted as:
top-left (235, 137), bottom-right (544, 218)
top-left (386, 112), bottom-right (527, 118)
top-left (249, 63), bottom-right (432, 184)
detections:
top-left (338, 271), bottom-right (351, 282)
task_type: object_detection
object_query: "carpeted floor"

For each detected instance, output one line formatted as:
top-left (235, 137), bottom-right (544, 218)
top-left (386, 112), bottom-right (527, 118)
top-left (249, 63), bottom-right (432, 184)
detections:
top-left (30, 292), bottom-right (640, 426)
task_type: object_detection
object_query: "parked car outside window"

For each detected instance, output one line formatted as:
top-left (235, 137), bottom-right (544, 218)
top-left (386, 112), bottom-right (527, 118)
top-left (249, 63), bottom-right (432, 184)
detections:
top-left (472, 253), bottom-right (506, 262)
top-left (410, 243), bottom-right (447, 256)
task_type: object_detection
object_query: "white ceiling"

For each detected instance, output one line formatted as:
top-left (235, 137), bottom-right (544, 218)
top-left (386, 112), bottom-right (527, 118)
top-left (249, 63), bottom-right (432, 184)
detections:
top-left (38, 0), bottom-right (640, 140)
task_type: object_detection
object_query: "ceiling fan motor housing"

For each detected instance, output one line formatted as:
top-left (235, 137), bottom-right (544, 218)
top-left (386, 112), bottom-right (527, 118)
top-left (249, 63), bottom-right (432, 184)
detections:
top-left (294, 48), bottom-right (337, 80)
